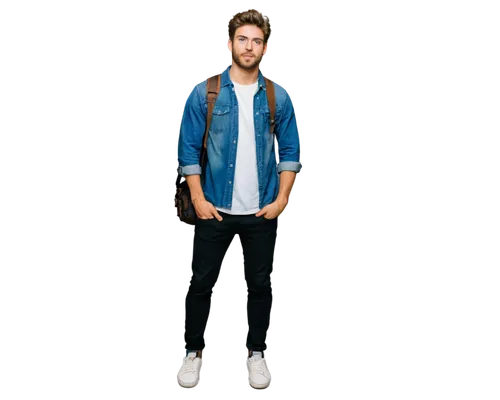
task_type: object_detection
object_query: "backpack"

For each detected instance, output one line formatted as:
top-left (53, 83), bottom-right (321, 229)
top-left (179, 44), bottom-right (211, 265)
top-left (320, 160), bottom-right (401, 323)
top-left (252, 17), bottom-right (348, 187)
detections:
top-left (175, 73), bottom-right (276, 225)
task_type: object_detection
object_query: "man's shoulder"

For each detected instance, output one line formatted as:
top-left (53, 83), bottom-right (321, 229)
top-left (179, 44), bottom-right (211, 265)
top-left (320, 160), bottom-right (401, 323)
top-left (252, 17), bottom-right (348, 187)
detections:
top-left (183, 78), bottom-right (209, 110)
top-left (266, 79), bottom-right (293, 109)
top-left (192, 78), bottom-right (208, 99)
top-left (191, 72), bottom-right (224, 103)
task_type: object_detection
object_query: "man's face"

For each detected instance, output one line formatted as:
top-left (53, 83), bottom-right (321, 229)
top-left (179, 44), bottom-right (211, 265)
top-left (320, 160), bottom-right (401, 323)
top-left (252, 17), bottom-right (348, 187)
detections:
top-left (228, 25), bottom-right (267, 70)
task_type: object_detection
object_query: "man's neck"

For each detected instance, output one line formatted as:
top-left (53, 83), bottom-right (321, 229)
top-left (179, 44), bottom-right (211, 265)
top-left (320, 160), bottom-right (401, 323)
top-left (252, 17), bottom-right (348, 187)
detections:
top-left (229, 63), bottom-right (259, 85)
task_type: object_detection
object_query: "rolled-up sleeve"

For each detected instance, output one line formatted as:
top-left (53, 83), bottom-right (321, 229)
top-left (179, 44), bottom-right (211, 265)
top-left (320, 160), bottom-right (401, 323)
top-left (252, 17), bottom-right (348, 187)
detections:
top-left (276, 91), bottom-right (302, 174)
top-left (177, 84), bottom-right (206, 177)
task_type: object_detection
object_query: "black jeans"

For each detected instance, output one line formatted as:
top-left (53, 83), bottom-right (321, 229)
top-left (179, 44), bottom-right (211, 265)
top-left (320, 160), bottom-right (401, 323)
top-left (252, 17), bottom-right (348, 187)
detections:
top-left (184, 211), bottom-right (278, 353)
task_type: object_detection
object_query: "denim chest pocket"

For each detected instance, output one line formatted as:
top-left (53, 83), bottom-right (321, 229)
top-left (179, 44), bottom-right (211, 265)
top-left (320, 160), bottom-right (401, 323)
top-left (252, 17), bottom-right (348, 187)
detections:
top-left (209, 105), bottom-right (231, 134)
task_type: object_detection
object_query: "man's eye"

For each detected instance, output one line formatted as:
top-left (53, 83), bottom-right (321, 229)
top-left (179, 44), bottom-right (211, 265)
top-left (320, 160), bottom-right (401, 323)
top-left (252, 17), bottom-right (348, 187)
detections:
top-left (239, 38), bottom-right (245, 42)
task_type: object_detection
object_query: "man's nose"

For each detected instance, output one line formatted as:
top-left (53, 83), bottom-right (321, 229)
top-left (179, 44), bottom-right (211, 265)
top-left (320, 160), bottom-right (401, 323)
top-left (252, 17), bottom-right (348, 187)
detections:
top-left (245, 41), bottom-right (253, 51)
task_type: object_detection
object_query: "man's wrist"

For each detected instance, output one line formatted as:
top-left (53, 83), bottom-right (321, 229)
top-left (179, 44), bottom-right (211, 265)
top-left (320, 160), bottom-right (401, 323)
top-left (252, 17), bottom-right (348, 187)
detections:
top-left (276, 196), bottom-right (288, 208)
top-left (192, 195), bottom-right (206, 204)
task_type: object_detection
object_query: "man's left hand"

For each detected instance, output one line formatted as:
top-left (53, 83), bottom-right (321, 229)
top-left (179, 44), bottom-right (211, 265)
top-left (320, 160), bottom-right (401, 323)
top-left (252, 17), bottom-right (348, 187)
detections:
top-left (255, 197), bottom-right (288, 219)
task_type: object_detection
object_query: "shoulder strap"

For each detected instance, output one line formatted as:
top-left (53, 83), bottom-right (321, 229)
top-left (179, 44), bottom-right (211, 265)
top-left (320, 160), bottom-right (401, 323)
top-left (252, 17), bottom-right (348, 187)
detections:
top-left (204, 74), bottom-right (221, 148)
top-left (200, 73), bottom-right (220, 169)
top-left (264, 74), bottom-right (279, 163)
top-left (264, 77), bottom-right (276, 134)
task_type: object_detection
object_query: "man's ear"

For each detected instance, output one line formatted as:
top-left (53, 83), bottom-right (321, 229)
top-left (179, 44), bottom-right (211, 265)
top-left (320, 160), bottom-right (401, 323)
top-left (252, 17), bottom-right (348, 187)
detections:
top-left (264, 42), bottom-right (271, 56)
top-left (227, 39), bottom-right (232, 52)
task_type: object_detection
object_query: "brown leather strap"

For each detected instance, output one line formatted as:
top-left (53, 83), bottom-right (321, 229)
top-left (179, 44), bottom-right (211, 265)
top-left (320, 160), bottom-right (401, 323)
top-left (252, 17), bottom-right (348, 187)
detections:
top-left (264, 75), bottom-right (279, 163)
top-left (199, 74), bottom-right (220, 175)
top-left (204, 74), bottom-right (220, 149)
top-left (264, 77), bottom-right (276, 134)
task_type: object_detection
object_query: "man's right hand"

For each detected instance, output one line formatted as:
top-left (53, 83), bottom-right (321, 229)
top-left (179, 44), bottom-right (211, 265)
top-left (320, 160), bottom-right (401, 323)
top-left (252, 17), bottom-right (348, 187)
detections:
top-left (192, 198), bottom-right (223, 221)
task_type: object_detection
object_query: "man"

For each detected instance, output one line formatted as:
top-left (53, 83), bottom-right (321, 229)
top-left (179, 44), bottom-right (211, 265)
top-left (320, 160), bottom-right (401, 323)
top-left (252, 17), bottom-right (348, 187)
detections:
top-left (176, 9), bottom-right (302, 389)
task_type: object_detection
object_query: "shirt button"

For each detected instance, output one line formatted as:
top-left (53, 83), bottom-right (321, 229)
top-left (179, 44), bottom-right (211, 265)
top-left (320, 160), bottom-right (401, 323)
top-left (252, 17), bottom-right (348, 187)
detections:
top-left (233, 140), bottom-right (236, 144)
top-left (230, 164), bottom-right (233, 167)
top-left (256, 96), bottom-right (259, 99)
top-left (256, 112), bottom-right (259, 115)
top-left (229, 181), bottom-right (232, 184)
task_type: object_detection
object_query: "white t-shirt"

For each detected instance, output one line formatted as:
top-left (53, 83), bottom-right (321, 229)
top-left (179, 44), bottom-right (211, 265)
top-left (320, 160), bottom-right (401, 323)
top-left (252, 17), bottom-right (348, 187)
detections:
top-left (216, 80), bottom-right (260, 215)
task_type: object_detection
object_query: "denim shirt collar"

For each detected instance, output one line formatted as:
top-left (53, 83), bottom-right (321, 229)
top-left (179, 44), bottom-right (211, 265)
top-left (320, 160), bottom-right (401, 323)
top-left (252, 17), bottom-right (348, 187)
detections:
top-left (220, 65), bottom-right (267, 90)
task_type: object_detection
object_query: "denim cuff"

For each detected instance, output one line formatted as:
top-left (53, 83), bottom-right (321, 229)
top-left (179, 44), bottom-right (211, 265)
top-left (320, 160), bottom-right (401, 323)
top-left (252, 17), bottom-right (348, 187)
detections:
top-left (177, 164), bottom-right (202, 176)
top-left (277, 161), bottom-right (302, 173)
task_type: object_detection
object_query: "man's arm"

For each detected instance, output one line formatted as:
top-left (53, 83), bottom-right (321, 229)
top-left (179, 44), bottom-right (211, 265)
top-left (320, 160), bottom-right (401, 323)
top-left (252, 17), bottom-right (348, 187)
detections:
top-left (177, 85), bottom-right (205, 177)
top-left (255, 170), bottom-right (296, 218)
top-left (185, 174), bottom-right (205, 204)
top-left (185, 174), bottom-right (222, 221)
top-left (275, 91), bottom-right (302, 175)
top-left (177, 84), bottom-right (222, 221)
top-left (276, 170), bottom-right (297, 207)
top-left (256, 90), bottom-right (302, 219)
top-left (277, 87), bottom-right (303, 207)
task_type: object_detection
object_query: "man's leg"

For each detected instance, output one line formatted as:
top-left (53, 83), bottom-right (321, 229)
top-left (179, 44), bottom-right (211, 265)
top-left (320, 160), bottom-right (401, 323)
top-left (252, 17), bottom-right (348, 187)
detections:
top-left (185, 214), bottom-right (234, 351)
top-left (239, 215), bottom-right (278, 353)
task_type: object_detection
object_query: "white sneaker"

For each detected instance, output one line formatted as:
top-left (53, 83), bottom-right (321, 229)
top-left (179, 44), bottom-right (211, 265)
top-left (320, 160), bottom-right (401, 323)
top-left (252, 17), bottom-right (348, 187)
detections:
top-left (247, 351), bottom-right (271, 389)
top-left (177, 351), bottom-right (202, 388)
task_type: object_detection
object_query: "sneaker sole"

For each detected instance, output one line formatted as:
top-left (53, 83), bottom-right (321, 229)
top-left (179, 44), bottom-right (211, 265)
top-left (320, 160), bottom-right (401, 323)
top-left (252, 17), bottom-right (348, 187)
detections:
top-left (249, 378), bottom-right (271, 389)
top-left (178, 377), bottom-right (199, 388)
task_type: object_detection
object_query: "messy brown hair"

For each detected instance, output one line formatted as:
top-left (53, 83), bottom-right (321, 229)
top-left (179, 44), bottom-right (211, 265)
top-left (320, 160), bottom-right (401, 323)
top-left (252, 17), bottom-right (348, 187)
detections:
top-left (228, 9), bottom-right (271, 44)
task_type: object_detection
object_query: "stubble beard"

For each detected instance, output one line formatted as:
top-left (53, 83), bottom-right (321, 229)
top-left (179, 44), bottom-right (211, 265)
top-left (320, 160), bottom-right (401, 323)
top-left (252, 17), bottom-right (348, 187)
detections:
top-left (231, 49), bottom-right (263, 71)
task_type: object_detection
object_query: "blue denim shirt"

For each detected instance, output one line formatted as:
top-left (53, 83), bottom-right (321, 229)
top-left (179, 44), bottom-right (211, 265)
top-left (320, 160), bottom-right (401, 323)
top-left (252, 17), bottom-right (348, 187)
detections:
top-left (177, 65), bottom-right (302, 210)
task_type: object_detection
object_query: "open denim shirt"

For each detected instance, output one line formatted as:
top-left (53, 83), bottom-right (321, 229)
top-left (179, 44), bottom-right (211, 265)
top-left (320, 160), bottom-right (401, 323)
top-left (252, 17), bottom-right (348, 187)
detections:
top-left (177, 65), bottom-right (302, 210)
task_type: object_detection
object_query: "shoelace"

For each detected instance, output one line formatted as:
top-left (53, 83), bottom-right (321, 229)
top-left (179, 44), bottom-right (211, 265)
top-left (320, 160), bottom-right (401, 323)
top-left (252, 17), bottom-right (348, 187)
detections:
top-left (249, 358), bottom-right (269, 376)
top-left (181, 356), bottom-right (199, 374)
